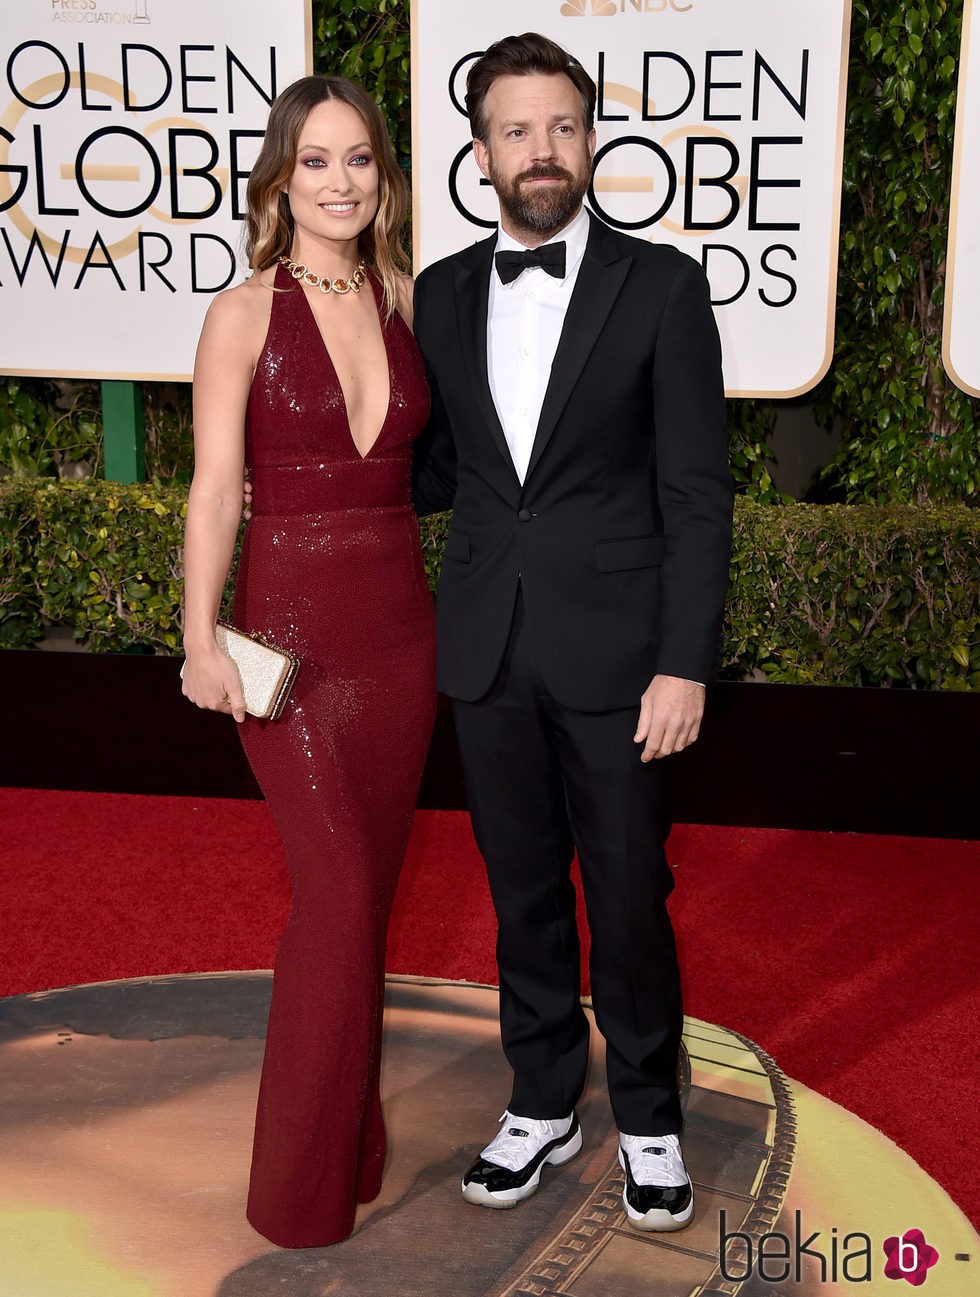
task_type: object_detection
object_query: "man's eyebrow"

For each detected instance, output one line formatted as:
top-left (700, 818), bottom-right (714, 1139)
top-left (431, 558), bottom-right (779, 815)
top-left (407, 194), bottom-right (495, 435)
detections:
top-left (498, 115), bottom-right (577, 129)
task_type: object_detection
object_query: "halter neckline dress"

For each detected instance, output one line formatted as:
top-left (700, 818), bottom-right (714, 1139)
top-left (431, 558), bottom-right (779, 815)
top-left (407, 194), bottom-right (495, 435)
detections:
top-left (234, 263), bottom-right (435, 1248)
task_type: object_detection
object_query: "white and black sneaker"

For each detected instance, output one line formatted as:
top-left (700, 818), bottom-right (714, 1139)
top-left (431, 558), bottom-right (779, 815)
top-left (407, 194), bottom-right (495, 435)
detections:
top-left (618, 1132), bottom-right (694, 1231)
top-left (461, 1110), bottom-right (583, 1208)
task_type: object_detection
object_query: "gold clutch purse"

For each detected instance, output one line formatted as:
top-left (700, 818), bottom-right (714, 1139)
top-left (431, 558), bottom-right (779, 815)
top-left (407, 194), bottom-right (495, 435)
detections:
top-left (182, 622), bottom-right (300, 721)
top-left (215, 622), bottom-right (299, 720)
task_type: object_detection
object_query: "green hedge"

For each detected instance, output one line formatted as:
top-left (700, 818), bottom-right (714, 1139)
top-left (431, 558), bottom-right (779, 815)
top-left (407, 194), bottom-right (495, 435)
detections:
top-left (728, 501), bottom-right (978, 688)
top-left (0, 478), bottom-right (42, 649)
top-left (2, 480), bottom-right (976, 689)
top-left (1, 479), bottom-right (187, 653)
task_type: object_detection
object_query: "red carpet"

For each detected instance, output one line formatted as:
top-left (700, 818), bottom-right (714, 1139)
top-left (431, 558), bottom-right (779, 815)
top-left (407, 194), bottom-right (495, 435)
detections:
top-left (1, 787), bottom-right (977, 1226)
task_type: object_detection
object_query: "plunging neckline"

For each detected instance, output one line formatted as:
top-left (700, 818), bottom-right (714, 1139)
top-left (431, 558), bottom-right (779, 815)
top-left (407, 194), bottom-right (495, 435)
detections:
top-left (290, 266), bottom-right (393, 461)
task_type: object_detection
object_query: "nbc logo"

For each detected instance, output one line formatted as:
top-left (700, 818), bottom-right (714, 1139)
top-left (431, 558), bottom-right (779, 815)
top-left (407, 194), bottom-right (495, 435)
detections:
top-left (560, 0), bottom-right (694, 14)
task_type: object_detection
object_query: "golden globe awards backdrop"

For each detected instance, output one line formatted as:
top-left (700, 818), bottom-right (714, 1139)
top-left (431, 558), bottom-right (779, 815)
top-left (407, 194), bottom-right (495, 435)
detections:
top-left (0, 0), bottom-right (310, 381)
top-left (943, 0), bottom-right (980, 397)
top-left (411, 0), bottom-right (852, 397)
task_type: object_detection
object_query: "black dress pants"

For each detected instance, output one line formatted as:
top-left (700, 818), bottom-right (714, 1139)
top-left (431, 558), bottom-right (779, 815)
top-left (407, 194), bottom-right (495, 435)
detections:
top-left (451, 591), bottom-right (684, 1135)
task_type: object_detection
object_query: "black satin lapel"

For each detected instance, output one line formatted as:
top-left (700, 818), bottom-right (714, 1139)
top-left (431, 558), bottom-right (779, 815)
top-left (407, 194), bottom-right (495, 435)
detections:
top-left (453, 248), bottom-right (514, 472)
top-left (525, 244), bottom-right (632, 482)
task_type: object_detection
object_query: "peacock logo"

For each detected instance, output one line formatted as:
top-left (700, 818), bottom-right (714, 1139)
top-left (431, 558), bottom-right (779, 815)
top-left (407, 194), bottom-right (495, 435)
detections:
top-left (560, 0), bottom-right (618, 16)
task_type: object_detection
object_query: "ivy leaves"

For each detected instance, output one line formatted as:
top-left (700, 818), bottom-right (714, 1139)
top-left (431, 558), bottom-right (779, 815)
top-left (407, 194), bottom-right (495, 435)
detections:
top-left (815, 0), bottom-right (978, 505)
top-left (314, 0), bottom-right (411, 160)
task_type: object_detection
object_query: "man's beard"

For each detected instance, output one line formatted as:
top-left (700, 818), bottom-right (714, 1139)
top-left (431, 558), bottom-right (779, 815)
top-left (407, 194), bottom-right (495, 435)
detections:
top-left (488, 159), bottom-right (591, 240)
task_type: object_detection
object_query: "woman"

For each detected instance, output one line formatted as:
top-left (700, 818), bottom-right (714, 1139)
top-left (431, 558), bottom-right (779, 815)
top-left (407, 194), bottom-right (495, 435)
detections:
top-left (181, 76), bottom-right (436, 1248)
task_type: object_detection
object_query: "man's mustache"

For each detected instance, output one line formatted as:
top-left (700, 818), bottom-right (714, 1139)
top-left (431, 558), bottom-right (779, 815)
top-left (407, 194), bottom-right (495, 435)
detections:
top-left (515, 165), bottom-right (575, 184)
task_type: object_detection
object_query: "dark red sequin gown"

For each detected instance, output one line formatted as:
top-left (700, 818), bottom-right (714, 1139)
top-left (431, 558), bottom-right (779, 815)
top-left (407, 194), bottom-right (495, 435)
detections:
top-left (233, 265), bottom-right (435, 1248)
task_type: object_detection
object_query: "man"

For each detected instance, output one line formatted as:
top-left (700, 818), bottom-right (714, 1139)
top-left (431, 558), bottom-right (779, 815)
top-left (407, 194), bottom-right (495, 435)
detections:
top-left (412, 32), bottom-right (733, 1232)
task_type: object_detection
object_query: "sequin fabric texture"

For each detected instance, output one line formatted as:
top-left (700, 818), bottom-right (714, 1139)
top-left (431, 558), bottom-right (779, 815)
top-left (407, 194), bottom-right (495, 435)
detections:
top-left (234, 264), bottom-right (436, 1248)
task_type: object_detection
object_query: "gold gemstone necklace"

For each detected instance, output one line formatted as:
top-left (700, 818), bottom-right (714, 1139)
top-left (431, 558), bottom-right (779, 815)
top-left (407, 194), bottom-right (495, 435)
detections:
top-left (279, 254), bottom-right (367, 295)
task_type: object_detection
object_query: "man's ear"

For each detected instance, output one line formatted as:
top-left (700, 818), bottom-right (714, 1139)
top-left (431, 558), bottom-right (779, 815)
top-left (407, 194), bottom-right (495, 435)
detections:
top-left (472, 138), bottom-right (490, 180)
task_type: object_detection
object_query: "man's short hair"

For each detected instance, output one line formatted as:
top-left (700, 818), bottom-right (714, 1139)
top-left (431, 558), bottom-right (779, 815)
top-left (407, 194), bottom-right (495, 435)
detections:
top-left (465, 31), bottom-right (597, 144)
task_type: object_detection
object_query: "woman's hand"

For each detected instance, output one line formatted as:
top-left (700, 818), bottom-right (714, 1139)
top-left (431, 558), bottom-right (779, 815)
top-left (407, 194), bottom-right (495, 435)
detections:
top-left (181, 643), bottom-right (247, 723)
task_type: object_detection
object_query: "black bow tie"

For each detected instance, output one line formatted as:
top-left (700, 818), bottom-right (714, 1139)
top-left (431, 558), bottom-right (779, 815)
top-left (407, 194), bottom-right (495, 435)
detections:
top-left (495, 242), bottom-right (567, 284)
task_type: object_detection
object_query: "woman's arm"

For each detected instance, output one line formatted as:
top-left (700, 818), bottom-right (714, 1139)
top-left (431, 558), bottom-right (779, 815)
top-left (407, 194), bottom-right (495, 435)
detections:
top-left (181, 287), bottom-right (262, 721)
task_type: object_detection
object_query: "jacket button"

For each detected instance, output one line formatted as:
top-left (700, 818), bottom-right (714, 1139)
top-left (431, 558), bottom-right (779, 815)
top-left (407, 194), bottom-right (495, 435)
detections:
top-left (518, 509), bottom-right (533, 522)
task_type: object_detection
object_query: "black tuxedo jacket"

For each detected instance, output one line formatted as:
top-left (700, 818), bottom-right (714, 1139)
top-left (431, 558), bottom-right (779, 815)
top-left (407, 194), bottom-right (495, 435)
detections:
top-left (412, 214), bottom-right (734, 712)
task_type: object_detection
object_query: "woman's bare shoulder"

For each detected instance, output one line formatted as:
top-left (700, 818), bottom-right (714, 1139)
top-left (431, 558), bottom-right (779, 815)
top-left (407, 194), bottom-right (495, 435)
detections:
top-left (206, 267), bottom-right (276, 326)
top-left (200, 268), bottom-right (277, 363)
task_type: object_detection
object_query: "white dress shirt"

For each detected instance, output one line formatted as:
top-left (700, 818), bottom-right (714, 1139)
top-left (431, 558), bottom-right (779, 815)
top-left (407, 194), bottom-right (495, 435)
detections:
top-left (487, 205), bottom-right (590, 484)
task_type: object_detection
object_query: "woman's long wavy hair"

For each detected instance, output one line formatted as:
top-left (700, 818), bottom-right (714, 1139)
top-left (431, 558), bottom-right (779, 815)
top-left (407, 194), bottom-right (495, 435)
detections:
top-left (244, 76), bottom-right (410, 319)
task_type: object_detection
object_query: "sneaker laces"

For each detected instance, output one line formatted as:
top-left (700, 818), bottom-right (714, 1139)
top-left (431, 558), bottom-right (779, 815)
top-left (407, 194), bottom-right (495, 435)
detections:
top-left (480, 1110), bottom-right (572, 1172)
top-left (620, 1132), bottom-right (688, 1187)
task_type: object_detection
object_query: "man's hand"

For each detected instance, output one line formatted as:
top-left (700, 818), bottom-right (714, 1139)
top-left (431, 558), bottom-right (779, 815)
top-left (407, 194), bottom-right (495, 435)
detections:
top-left (634, 674), bottom-right (705, 762)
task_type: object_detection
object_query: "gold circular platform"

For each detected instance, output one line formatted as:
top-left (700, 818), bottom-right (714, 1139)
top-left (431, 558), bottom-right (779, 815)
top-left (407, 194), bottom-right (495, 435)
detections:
top-left (0, 974), bottom-right (974, 1296)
